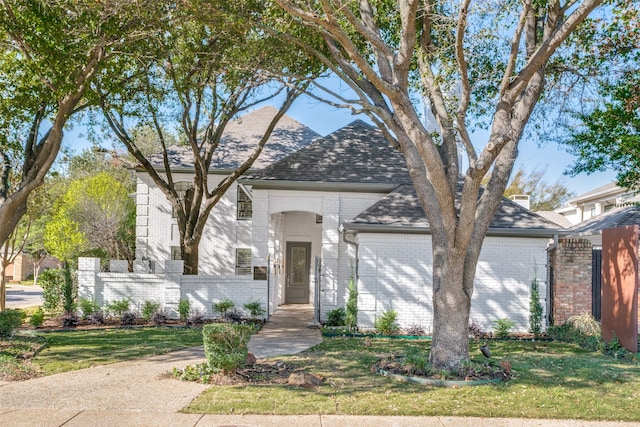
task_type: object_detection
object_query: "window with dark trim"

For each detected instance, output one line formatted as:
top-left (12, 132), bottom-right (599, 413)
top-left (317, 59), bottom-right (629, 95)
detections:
top-left (235, 248), bottom-right (252, 275)
top-left (237, 186), bottom-right (252, 220)
top-left (170, 246), bottom-right (182, 260)
top-left (172, 181), bottom-right (192, 218)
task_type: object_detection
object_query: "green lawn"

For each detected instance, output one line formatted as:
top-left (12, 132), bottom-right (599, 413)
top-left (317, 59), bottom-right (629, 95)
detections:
top-left (184, 337), bottom-right (640, 421)
top-left (1, 327), bottom-right (203, 377)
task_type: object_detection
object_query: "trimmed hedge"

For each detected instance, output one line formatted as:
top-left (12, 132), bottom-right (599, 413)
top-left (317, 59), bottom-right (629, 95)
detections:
top-left (202, 323), bottom-right (254, 373)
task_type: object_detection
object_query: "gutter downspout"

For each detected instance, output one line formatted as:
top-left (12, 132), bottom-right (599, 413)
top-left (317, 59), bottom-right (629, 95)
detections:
top-left (546, 234), bottom-right (559, 327)
top-left (341, 226), bottom-right (359, 280)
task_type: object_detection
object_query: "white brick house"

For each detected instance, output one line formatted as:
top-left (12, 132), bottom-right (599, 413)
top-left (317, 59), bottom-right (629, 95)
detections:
top-left (82, 107), bottom-right (559, 332)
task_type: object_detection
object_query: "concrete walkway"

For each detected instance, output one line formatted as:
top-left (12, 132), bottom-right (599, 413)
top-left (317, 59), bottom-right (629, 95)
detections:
top-left (248, 304), bottom-right (322, 357)
top-left (1, 305), bottom-right (636, 426)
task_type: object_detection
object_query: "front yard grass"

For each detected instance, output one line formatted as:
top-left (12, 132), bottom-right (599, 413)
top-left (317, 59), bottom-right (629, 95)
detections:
top-left (1, 327), bottom-right (203, 378)
top-left (184, 337), bottom-right (640, 421)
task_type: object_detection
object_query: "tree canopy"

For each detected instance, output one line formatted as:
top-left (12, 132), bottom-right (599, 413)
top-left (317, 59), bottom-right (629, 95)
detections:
top-left (273, 0), bottom-right (604, 369)
top-left (0, 0), bottom-right (168, 250)
top-left (505, 166), bottom-right (574, 211)
top-left (95, 0), bottom-right (324, 274)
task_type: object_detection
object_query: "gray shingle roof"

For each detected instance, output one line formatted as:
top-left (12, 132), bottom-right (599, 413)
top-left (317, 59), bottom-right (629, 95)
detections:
top-left (569, 205), bottom-right (640, 235)
top-left (146, 106), bottom-right (320, 171)
top-left (245, 120), bottom-right (410, 186)
top-left (346, 184), bottom-right (560, 236)
top-left (535, 211), bottom-right (573, 228)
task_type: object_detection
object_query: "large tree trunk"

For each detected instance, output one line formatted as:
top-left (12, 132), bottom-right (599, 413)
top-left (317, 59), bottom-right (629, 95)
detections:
top-left (429, 246), bottom-right (473, 370)
top-left (181, 233), bottom-right (201, 275)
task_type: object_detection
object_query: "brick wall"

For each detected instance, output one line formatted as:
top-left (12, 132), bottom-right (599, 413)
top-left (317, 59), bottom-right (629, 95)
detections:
top-left (549, 238), bottom-right (593, 325)
top-left (78, 257), bottom-right (267, 319)
top-left (357, 234), bottom-right (549, 333)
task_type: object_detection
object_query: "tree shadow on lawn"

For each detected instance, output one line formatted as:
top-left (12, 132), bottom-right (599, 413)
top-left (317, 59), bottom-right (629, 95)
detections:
top-left (184, 337), bottom-right (640, 420)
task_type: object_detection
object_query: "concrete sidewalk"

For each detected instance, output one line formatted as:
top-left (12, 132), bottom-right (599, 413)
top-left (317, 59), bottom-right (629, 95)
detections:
top-left (0, 411), bottom-right (636, 426)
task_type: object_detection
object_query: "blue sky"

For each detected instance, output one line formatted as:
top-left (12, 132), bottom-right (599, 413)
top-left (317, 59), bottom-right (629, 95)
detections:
top-left (62, 91), bottom-right (616, 198)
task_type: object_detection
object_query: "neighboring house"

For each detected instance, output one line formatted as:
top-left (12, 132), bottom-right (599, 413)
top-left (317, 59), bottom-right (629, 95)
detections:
top-left (567, 205), bottom-right (640, 247)
top-left (2, 251), bottom-right (61, 283)
top-left (555, 182), bottom-right (640, 226)
top-left (83, 107), bottom-right (560, 332)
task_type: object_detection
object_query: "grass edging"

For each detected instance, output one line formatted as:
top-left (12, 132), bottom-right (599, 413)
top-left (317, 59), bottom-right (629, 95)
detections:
top-left (375, 365), bottom-right (504, 387)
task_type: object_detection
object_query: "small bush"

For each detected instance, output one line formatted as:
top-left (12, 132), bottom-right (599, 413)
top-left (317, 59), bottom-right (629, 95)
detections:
top-left (0, 309), bottom-right (25, 337)
top-left (212, 299), bottom-right (235, 317)
top-left (345, 276), bottom-right (358, 330)
top-left (202, 323), bottom-right (254, 373)
top-left (405, 324), bottom-right (426, 336)
top-left (325, 307), bottom-right (346, 326)
top-left (243, 301), bottom-right (266, 319)
top-left (375, 310), bottom-right (399, 335)
top-left (178, 299), bottom-right (191, 322)
top-left (567, 312), bottom-right (600, 336)
top-left (29, 307), bottom-right (45, 328)
top-left (493, 318), bottom-right (515, 338)
top-left (152, 309), bottom-right (169, 325)
top-left (106, 298), bottom-right (131, 317)
top-left (468, 321), bottom-right (484, 338)
top-left (39, 269), bottom-right (66, 314)
top-left (61, 312), bottom-right (78, 328)
top-left (223, 308), bottom-right (244, 324)
top-left (529, 274), bottom-right (544, 335)
top-left (141, 300), bottom-right (161, 322)
top-left (78, 298), bottom-right (100, 320)
top-left (187, 310), bottom-right (205, 325)
top-left (89, 310), bottom-right (105, 325)
top-left (120, 311), bottom-right (137, 325)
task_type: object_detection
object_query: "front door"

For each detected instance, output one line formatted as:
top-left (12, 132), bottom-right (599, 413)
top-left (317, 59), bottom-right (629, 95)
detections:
top-left (286, 242), bottom-right (311, 304)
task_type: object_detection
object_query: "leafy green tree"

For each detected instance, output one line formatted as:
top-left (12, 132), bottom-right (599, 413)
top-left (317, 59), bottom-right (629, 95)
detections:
top-left (0, 1), bottom-right (169, 251)
top-left (96, 1), bottom-right (323, 274)
top-left (274, 0), bottom-right (605, 369)
top-left (565, 72), bottom-right (640, 190)
top-left (504, 166), bottom-right (574, 211)
top-left (44, 172), bottom-right (135, 267)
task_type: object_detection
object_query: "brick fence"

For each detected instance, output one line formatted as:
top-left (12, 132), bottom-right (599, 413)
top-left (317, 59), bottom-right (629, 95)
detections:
top-left (548, 238), bottom-right (592, 325)
top-left (77, 257), bottom-right (269, 319)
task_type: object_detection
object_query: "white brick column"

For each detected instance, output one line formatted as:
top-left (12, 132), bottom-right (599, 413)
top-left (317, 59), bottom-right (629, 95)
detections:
top-left (321, 194), bottom-right (340, 315)
top-left (78, 257), bottom-right (101, 305)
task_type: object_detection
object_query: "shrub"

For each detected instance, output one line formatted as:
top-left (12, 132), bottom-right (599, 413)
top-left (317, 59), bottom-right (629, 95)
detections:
top-left (345, 276), bottom-right (358, 330)
top-left (106, 298), bottom-right (131, 317)
top-left (567, 312), bottom-right (601, 336)
top-left (406, 324), bottom-right (426, 336)
top-left (468, 321), bottom-right (484, 338)
top-left (374, 310), bottom-right (399, 335)
top-left (212, 299), bottom-right (235, 317)
top-left (187, 310), bottom-right (205, 325)
top-left (39, 269), bottom-right (66, 314)
top-left (0, 309), bottom-right (25, 337)
top-left (141, 300), bottom-right (161, 322)
top-left (89, 310), bottom-right (105, 325)
top-left (529, 274), bottom-right (544, 335)
top-left (493, 318), bottom-right (515, 338)
top-left (223, 308), bottom-right (244, 324)
top-left (29, 307), bottom-right (45, 328)
top-left (78, 298), bottom-right (100, 320)
top-left (202, 323), bottom-right (254, 373)
top-left (243, 301), bottom-right (266, 319)
top-left (120, 311), bottom-right (137, 325)
top-left (325, 307), bottom-right (346, 326)
top-left (152, 309), bottom-right (169, 325)
top-left (62, 263), bottom-right (77, 314)
top-left (178, 299), bottom-right (191, 322)
top-left (61, 312), bottom-right (78, 328)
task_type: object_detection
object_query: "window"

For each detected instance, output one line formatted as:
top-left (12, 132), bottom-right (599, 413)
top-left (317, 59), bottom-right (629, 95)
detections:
top-left (235, 248), bottom-right (252, 275)
top-left (170, 246), bottom-right (182, 261)
top-left (172, 181), bottom-right (192, 218)
top-left (237, 186), bottom-right (252, 220)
